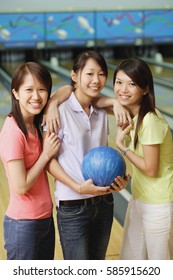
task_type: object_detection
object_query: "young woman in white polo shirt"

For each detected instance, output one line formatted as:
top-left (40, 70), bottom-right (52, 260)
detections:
top-left (44, 51), bottom-right (130, 260)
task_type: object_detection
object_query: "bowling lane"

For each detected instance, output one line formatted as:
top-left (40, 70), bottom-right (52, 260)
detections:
top-left (106, 57), bottom-right (173, 84)
top-left (1, 61), bottom-right (71, 92)
top-left (0, 81), bottom-right (11, 129)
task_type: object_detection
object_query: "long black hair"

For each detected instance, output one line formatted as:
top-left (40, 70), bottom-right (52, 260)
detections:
top-left (113, 57), bottom-right (156, 149)
top-left (10, 62), bottom-right (52, 141)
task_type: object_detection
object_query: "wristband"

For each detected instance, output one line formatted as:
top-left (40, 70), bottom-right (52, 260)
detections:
top-left (121, 148), bottom-right (130, 156)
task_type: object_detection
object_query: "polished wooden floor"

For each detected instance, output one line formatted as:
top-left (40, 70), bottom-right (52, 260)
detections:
top-left (0, 115), bottom-right (123, 260)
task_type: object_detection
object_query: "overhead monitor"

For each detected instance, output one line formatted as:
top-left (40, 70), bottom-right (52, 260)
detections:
top-left (0, 13), bottom-right (45, 48)
top-left (143, 9), bottom-right (173, 44)
top-left (95, 10), bottom-right (144, 45)
top-left (45, 12), bottom-right (95, 47)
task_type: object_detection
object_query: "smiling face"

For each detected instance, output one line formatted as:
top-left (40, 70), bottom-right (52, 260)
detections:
top-left (12, 73), bottom-right (48, 121)
top-left (71, 57), bottom-right (107, 104)
top-left (114, 70), bottom-right (147, 116)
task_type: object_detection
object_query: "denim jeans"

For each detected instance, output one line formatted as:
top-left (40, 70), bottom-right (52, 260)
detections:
top-left (56, 194), bottom-right (114, 260)
top-left (4, 215), bottom-right (55, 260)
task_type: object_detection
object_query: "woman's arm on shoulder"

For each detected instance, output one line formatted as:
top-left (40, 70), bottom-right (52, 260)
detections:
top-left (93, 96), bottom-right (132, 127)
top-left (42, 85), bottom-right (72, 133)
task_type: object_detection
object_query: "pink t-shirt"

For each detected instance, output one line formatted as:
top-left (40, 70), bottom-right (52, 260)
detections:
top-left (0, 116), bottom-right (53, 219)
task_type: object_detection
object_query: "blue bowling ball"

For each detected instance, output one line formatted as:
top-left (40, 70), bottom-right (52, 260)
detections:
top-left (82, 146), bottom-right (126, 186)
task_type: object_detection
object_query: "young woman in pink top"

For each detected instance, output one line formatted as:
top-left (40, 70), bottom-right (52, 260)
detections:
top-left (0, 62), bottom-right (60, 259)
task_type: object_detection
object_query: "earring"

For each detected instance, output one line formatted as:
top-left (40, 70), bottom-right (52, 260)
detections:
top-left (74, 83), bottom-right (78, 89)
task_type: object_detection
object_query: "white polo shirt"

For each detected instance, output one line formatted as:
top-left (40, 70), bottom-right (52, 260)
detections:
top-left (55, 92), bottom-right (108, 204)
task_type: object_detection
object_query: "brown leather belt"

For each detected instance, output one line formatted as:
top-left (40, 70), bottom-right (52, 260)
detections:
top-left (59, 194), bottom-right (110, 207)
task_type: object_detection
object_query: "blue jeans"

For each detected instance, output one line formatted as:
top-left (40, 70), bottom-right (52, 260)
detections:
top-left (56, 194), bottom-right (114, 260)
top-left (4, 215), bottom-right (55, 260)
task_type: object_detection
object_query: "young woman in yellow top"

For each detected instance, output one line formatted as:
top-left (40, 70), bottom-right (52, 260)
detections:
top-left (114, 57), bottom-right (173, 260)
